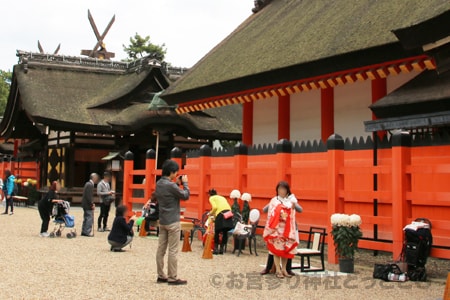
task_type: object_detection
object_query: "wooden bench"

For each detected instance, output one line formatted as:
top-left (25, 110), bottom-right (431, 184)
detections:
top-left (13, 196), bottom-right (28, 207)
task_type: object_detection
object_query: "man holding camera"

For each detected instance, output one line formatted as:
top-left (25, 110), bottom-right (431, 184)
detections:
top-left (97, 171), bottom-right (115, 232)
top-left (155, 160), bottom-right (189, 285)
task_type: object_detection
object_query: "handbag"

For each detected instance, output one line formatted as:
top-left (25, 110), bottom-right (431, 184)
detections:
top-left (222, 210), bottom-right (233, 219)
top-left (373, 263), bottom-right (403, 281)
top-left (233, 221), bottom-right (251, 236)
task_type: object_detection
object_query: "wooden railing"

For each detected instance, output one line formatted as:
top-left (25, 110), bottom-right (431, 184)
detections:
top-left (122, 133), bottom-right (450, 264)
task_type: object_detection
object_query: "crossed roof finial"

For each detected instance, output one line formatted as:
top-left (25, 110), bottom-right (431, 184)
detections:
top-left (80, 9), bottom-right (115, 60)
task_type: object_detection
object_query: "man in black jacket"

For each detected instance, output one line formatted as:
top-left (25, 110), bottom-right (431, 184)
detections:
top-left (81, 173), bottom-right (99, 237)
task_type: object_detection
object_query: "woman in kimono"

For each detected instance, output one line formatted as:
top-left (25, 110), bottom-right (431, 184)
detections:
top-left (263, 181), bottom-right (299, 278)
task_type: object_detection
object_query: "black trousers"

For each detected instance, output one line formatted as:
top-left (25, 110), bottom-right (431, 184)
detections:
top-left (38, 205), bottom-right (51, 233)
top-left (265, 254), bottom-right (293, 271)
top-left (144, 217), bottom-right (158, 231)
top-left (4, 196), bottom-right (13, 213)
top-left (214, 212), bottom-right (233, 247)
top-left (214, 228), bottom-right (229, 247)
top-left (98, 203), bottom-right (111, 229)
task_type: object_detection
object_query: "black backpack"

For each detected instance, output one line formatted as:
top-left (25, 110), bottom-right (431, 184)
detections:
top-left (404, 222), bottom-right (432, 269)
top-left (404, 218), bottom-right (432, 281)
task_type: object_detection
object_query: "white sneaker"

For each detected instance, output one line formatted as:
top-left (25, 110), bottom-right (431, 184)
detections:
top-left (40, 232), bottom-right (49, 237)
top-left (9, 212), bottom-right (13, 215)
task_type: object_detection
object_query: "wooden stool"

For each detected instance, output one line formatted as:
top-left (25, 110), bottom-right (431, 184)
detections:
top-left (139, 219), bottom-right (147, 237)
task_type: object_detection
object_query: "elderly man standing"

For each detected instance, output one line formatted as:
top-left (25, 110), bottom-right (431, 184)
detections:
top-left (155, 160), bottom-right (189, 285)
top-left (81, 173), bottom-right (99, 237)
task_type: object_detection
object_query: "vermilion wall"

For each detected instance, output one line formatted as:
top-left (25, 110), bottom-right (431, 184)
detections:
top-left (0, 160), bottom-right (40, 185)
top-left (122, 136), bottom-right (450, 263)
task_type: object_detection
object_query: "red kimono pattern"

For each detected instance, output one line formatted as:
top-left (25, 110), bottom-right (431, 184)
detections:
top-left (263, 196), bottom-right (299, 259)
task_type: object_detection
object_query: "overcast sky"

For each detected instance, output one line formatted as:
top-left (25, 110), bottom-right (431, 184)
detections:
top-left (0, 0), bottom-right (253, 71)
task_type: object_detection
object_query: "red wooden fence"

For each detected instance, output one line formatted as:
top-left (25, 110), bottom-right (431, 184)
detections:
top-left (122, 133), bottom-right (450, 264)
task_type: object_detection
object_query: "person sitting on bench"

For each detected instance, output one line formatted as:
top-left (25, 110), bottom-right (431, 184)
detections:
top-left (143, 193), bottom-right (159, 233)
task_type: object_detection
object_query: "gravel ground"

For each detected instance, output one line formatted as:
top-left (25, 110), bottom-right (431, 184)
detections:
top-left (0, 205), bottom-right (447, 300)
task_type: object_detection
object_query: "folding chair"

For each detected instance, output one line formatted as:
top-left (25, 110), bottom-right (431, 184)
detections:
top-left (233, 209), bottom-right (260, 256)
top-left (190, 211), bottom-right (210, 244)
top-left (294, 227), bottom-right (326, 272)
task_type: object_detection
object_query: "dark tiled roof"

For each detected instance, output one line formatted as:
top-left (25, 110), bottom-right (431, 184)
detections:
top-left (162, 0), bottom-right (450, 103)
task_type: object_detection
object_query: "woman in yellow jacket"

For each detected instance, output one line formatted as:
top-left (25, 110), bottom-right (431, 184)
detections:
top-left (209, 189), bottom-right (234, 255)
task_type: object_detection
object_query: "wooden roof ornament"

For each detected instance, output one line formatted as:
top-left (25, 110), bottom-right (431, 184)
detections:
top-left (37, 40), bottom-right (61, 55)
top-left (80, 9), bottom-right (115, 60)
top-left (252, 0), bottom-right (272, 13)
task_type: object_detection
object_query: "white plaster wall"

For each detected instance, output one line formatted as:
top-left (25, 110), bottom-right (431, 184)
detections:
top-left (334, 80), bottom-right (372, 139)
top-left (250, 70), bottom-right (422, 145)
top-left (386, 71), bottom-right (421, 94)
top-left (290, 89), bottom-right (321, 143)
top-left (252, 96), bottom-right (278, 146)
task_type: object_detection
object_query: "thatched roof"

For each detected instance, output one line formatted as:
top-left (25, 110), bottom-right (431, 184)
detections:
top-left (108, 102), bottom-right (242, 139)
top-left (0, 52), bottom-right (241, 140)
top-left (162, 0), bottom-right (450, 104)
top-left (13, 64), bottom-right (163, 129)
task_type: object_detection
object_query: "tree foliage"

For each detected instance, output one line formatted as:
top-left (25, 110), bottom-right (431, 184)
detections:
top-left (123, 33), bottom-right (166, 61)
top-left (0, 70), bottom-right (12, 116)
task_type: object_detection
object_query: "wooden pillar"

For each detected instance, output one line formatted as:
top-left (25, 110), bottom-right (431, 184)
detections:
top-left (321, 88), bottom-right (334, 143)
top-left (275, 139), bottom-right (292, 183)
top-left (327, 134), bottom-right (344, 264)
top-left (233, 143), bottom-right (248, 198)
top-left (198, 145), bottom-right (211, 220)
top-left (13, 140), bottom-right (19, 177)
top-left (144, 149), bottom-right (156, 200)
top-left (391, 132), bottom-right (411, 259)
top-left (372, 78), bottom-right (387, 138)
top-left (0, 157), bottom-right (4, 179)
top-left (13, 139), bottom-right (19, 159)
top-left (242, 102), bottom-right (253, 146)
top-left (278, 95), bottom-right (290, 141)
top-left (371, 78), bottom-right (386, 115)
top-left (123, 151), bottom-right (134, 220)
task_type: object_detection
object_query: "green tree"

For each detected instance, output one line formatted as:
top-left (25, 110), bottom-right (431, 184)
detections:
top-left (0, 70), bottom-right (12, 116)
top-left (123, 33), bottom-right (166, 61)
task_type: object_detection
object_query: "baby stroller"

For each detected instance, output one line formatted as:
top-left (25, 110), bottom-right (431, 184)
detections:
top-left (50, 201), bottom-right (77, 238)
top-left (403, 218), bottom-right (432, 281)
